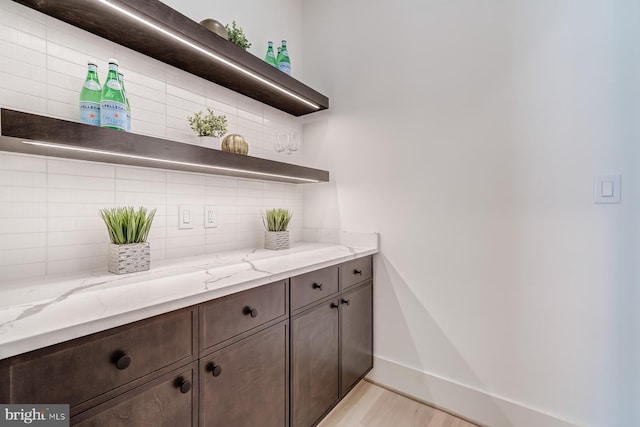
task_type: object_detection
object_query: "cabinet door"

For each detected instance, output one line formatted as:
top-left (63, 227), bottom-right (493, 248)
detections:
top-left (72, 363), bottom-right (197, 427)
top-left (200, 322), bottom-right (288, 427)
top-left (290, 300), bottom-right (340, 427)
top-left (340, 282), bottom-right (373, 396)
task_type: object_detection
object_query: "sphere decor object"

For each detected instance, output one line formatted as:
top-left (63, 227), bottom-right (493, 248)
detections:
top-left (221, 134), bottom-right (249, 155)
top-left (199, 19), bottom-right (228, 40)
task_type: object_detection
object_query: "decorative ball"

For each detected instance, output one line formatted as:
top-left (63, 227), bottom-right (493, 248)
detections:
top-left (199, 19), bottom-right (228, 40)
top-left (221, 134), bottom-right (249, 155)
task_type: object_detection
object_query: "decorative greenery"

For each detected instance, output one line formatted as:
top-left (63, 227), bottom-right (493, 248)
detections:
top-left (226, 20), bottom-right (251, 50)
top-left (188, 108), bottom-right (228, 138)
top-left (262, 208), bottom-right (293, 232)
top-left (99, 206), bottom-right (157, 245)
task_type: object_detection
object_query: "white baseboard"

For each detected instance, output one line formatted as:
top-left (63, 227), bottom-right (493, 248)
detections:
top-left (366, 355), bottom-right (580, 427)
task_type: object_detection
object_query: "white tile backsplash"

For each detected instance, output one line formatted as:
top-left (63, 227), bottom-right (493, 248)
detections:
top-left (0, 1), bottom-right (307, 281)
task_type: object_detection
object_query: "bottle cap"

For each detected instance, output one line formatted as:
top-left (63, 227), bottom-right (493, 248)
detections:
top-left (87, 60), bottom-right (98, 66)
top-left (108, 58), bottom-right (119, 65)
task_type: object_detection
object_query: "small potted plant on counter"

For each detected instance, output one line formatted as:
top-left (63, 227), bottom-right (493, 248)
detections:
top-left (262, 208), bottom-right (292, 250)
top-left (99, 206), bottom-right (156, 274)
top-left (188, 108), bottom-right (228, 148)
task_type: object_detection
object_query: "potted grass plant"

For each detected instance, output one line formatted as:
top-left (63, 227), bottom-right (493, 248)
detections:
top-left (187, 108), bottom-right (228, 148)
top-left (99, 206), bottom-right (157, 274)
top-left (262, 208), bottom-right (292, 250)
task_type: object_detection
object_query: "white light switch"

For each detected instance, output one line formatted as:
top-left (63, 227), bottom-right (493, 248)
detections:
top-left (594, 174), bottom-right (621, 204)
top-left (179, 205), bottom-right (194, 229)
top-left (204, 205), bottom-right (217, 228)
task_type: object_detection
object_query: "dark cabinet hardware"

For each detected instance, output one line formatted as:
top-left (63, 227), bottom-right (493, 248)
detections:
top-left (330, 302), bottom-right (340, 309)
top-left (243, 306), bottom-right (259, 318)
top-left (179, 379), bottom-right (192, 394)
top-left (210, 364), bottom-right (222, 377)
top-left (341, 299), bottom-right (350, 306)
top-left (312, 282), bottom-right (324, 291)
top-left (353, 269), bottom-right (362, 275)
top-left (113, 352), bottom-right (131, 370)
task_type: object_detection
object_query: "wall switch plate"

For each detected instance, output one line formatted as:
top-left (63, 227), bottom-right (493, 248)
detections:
top-left (204, 205), bottom-right (217, 228)
top-left (594, 174), bottom-right (621, 204)
top-left (179, 205), bottom-right (195, 229)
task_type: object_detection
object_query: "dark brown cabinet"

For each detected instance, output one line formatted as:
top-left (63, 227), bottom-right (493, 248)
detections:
top-left (290, 299), bottom-right (340, 427)
top-left (199, 322), bottom-right (289, 427)
top-left (290, 256), bottom-right (373, 427)
top-left (72, 363), bottom-right (198, 427)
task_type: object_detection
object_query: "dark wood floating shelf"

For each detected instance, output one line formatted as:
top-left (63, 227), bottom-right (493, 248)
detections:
top-left (0, 109), bottom-right (329, 184)
top-left (12, 0), bottom-right (329, 117)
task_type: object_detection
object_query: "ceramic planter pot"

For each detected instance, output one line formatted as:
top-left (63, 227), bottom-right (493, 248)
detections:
top-left (108, 242), bottom-right (151, 274)
top-left (265, 231), bottom-right (289, 250)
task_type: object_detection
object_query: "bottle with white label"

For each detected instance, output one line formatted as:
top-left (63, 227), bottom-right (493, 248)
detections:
top-left (79, 61), bottom-right (102, 126)
top-left (277, 40), bottom-right (291, 75)
top-left (117, 72), bottom-right (131, 132)
top-left (100, 59), bottom-right (126, 131)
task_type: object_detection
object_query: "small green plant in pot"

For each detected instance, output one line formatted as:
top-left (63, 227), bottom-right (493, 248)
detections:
top-left (262, 208), bottom-right (292, 250)
top-left (226, 20), bottom-right (251, 50)
top-left (99, 206), bottom-right (157, 274)
top-left (188, 108), bottom-right (228, 147)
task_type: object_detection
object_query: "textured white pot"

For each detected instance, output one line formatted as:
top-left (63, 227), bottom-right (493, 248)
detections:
top-left (107, 242), bottom-right (151, 274)
top-left (265, 231), bottom-right (289, 250)
top-left (197, 136), bottom-right (219, 149)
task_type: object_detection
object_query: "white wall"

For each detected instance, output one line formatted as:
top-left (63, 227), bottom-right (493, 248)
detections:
top-left (0, 1), bottom-right (305, 281)
top-left (302, 1), bottom-right (639, 426)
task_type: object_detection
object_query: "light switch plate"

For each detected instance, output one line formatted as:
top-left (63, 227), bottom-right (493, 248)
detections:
top-left (179, 205), bottom-right (194, 229)
top-left (204, 205), bottom-right (217, 228)
top-left (594, 174), bottom-right (621, 204)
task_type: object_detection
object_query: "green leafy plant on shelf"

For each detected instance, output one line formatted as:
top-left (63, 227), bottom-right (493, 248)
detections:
top-left (187, 108), bottom-right (228, 138)
top-left (226, 20), bottom-right (251, 50)
top-left (99, 206), bottom-right (157, 244)
top-left (262, 208), bottom-right (293, 232)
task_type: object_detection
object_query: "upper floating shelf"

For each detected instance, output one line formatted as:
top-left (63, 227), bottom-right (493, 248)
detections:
top-left (0, 109), bottom-right (329, 184)
top-left (12, 0), bottom-right (329, 117)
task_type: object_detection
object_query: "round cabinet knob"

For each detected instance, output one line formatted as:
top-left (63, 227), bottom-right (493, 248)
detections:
top-left (179, 380), bottom-right (192, 394)
top-left (330, 302), bottom-right (340, 309)
top-left (115, 354), bottom-right (131, 370)
top-left (211, 364), bottom-right (222, 377)
top-left (341, 298), bottom-right (351, 306)
top-left (353, 269), bottom-right (363, 275)
top-left (243, 306), bottom-right (258, 318)
top-left (312, 282), bottom-right (324, 291)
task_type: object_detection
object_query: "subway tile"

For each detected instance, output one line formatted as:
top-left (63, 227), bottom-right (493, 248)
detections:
top-left (205, 98), bottom-right (237, 116)
top-left (116, 179), bottom-right (165, 194)
top-left (0, 218), bottom-right (46, 234)
top-left (47, 188), bottom-right (114, 204)
top-left (46, 99), bottom-right (78, 122)
top-left (115, 166), bottom-right (166, 182)
top-left (47, 243), bottom-right (107, 262)
top-left (0, 187), bottom-right (46, 203)
top-left (0, 233), bottom-right (46, 250)
top-left (0, 39), bottom-right (47, 67)
top-left (0, 87), bottom-right (46, 114)
top-left (0, 153), bottom-right (46, 172)
top-left (48, 216), bottom-right (104, 232)
top-left (0, 54), bottom-right (46, 82)
top-left (47, 256), bottom-right (105, 276)
top-left (47, 69), bottom-right (82, 92)
top-left (0, 247), bottom-right (46, 266)
top-left (47, 84), bottom-right (79, 106)
top-left (166, 171), bottom-right (207, 186)
top-left (238, 180), bottom-right (264, 190)
top-left (0, 70), bottom-right (47, 97)
top-left (205, 175), bottom-right (238, 189)
top-left (166, 245), bottom-right (205, 260)
top-left (0, 263), bottom-right (46, 281)
top-left (0, 202), bottom-right (46, 219)
top-left (48, 229), bottom-right (107, 247)
top-left (127, 84), bottom-right (166, 104)
top-left (130, 121), bottom-right (166, 138)
top-left (166, 84), bottom-right (205, 106)
top-left (166, 67), bottom-right (206, 95)
top-left (48, 203), bottom-right (110, 218)
top-left (0, 170), bottom-right (46, 187)
top-left (114, 191), bottom-right (166, 207)
top-left (48, 158), bottom-right (115, 178)
top-left (48, 174), bottom-right (114, 191)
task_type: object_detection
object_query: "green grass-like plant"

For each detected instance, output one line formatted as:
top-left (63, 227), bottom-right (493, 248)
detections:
top-left (226, 20), bottom-right (251, 50)
top-left (262, 208), bottom-right (293, 232)
top-left (188, 108), bottom-right (228, 137)
top-left (99, 206), bottom-right (157, 245)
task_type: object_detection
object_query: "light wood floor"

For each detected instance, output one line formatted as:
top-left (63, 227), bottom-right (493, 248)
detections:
top-left (317, 381), bottom-right (479, 427)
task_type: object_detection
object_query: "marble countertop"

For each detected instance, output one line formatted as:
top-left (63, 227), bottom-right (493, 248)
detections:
top-left (0, 232), bottom-right (378, 359)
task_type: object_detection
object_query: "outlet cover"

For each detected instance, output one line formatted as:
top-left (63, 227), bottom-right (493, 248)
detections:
top-left (179, 205), bottom-right (194, 229)
top-left (594, 174), bottom-right (621, 204)
top-left (205, 205), bottom-right (217, 228)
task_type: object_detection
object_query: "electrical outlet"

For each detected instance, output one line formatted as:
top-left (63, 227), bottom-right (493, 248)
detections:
top-left (179, 205), bottom-right (194, 229)
top-left (204, 205), bottom-right (217, 228)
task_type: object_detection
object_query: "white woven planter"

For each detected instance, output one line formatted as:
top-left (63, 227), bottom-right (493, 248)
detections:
top-left (108, 242), bottom-right (151, 274)
top-left (265, 231), bottom-right (289, 250)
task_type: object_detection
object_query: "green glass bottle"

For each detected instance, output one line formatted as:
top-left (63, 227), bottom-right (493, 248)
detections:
top-left (278, 40), bottom-right (291, 75)
top-left (79, 61), bottom-right (101, 126)
top-left (276, 47), bottom-right (282, 68)
top-left (100, 59), bottom-right (126, 131)
top-left (118, 72), bottom-right (131, 132)
top-left (265, 41), bottom-right (277, 67)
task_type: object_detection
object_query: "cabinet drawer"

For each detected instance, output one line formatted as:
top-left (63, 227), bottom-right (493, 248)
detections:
top-left (7, 307), bottom-right (196, 413)
top-left (290, 265), bottom-right (339, 312)
top-left (73, 362), bottom-right (198, 426)
top-left (200, 280), bottom-right (288, 353)
top-left (341, 256), bottom-right (373, 290)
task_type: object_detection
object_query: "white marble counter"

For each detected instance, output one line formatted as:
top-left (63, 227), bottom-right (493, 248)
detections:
top-left (0, 232), bottom-right (378, 359)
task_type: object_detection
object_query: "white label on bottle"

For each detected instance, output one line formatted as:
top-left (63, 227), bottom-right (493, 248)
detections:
top-left (83, 80), bottom-right (101, 91)
top-left (80, 101), bottom-right (100, 126)
top-left (100, 101), bottom-right (127, 130)
top-left (106, 79), bottom-right (122, 91)
top-left (278, 62), bottom-right (291, 75)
